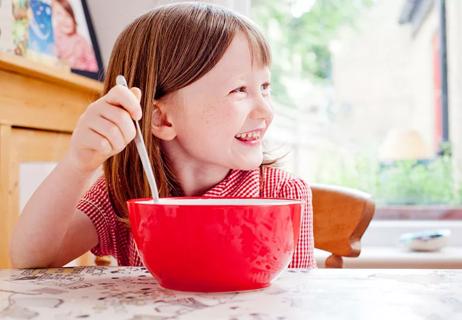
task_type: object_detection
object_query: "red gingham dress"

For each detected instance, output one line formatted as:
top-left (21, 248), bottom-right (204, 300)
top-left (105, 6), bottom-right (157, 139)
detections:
top-left (77, 166), bottom-right (316, 268)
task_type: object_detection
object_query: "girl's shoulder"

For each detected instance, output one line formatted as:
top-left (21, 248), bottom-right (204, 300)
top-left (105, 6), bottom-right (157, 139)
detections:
top-left (260, 166), bottom-right (311, 200)
top-left (204, 167), bottom-right (308, 199)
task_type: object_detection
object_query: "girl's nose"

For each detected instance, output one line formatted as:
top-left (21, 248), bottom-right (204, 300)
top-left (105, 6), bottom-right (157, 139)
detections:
top-left (250, 95), bottom-right (273, 121)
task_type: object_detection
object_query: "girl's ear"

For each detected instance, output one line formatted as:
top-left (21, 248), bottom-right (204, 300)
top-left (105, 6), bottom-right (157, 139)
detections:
top-left (150, 101), bottom-right (177, 141)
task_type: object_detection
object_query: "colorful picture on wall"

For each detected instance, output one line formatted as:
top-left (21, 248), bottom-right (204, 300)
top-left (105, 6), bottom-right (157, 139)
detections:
top-left (12, 0), bottom-right (28, 56)
top-left (28, 0), bottom-right (56, 62)
top-left (51, 0), bottom-right (103, 80)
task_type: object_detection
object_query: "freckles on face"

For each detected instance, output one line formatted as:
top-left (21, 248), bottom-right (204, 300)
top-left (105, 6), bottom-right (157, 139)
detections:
top-left (172, 36), bottom-right (266, 137)
top-left (161, 32), bottom-right (271, 171)
top-left (200, 98), bottom-right (240, 134)
top-left (173, 94), bottom-right (239, 148)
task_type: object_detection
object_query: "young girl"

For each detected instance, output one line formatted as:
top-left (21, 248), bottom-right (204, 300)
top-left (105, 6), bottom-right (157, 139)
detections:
top-left (10, 2), bottom-right (316, 269)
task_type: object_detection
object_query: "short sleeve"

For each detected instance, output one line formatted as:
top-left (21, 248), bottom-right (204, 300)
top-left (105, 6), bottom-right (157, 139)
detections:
top-left (279, 177), bottom-right (316, 269)
top-left (76, 176), bottom-right (118, 257)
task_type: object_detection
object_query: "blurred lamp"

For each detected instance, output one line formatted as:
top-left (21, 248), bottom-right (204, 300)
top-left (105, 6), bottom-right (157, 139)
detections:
top-left (378, 128), bottom-right (432, 161)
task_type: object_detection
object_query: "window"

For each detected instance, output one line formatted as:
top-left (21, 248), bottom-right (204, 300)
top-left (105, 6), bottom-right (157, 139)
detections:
top-left (253, 0), bottom-right (462, 220)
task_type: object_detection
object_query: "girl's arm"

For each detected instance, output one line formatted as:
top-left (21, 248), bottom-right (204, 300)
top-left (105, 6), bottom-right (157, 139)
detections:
top-left (9, 85), bottom-right (142, 268)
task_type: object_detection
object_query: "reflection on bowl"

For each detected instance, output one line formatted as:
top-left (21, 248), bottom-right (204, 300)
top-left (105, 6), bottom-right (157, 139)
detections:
top-left (127, 198), bottom-right (302, 292)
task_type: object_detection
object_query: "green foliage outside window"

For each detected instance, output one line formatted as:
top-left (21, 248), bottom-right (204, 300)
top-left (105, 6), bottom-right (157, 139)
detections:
top-left (251, 0), bottom-right (373, 108)
top-left (316, 145), bottom-right (462, 205)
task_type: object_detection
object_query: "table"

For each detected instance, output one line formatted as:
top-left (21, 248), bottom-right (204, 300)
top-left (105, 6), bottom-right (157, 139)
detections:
top-left (0, 267), bottom-right (461, 320)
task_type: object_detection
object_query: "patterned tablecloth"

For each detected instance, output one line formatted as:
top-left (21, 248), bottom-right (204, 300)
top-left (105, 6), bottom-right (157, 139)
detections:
top-left (1, 267), bottom-right (461, 320)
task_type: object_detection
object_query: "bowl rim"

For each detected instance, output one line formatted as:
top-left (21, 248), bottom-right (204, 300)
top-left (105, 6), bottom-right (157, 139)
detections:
top-left (126, 196), bottom-right (303, 207)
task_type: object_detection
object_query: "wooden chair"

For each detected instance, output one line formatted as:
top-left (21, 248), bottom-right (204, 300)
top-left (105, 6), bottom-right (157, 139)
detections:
top-left (312, 184), bottom-right (375, 268)
top-left (94, 255), bottom-right (112, 266)
top-left (94, 184), bottom-right (375, 268)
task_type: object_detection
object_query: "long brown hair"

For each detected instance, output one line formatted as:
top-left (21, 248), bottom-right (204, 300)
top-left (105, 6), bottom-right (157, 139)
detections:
top-left (103, 2), bottom-right (273, 222)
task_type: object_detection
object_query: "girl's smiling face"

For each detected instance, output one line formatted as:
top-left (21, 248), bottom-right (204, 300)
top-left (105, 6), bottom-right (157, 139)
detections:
top-left (155, 32), bottom-right (273, 173)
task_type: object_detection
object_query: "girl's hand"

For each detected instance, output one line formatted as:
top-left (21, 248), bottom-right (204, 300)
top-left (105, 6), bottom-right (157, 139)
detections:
top-left (65, 85), bottom-right (143, 174)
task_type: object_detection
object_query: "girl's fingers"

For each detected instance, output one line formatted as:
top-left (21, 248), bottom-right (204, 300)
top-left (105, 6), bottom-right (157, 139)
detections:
top-left (78, 129), bottom-right (112, 156)
top-left (70, 85), bottom-right (143, 167)
top-left (87, 116), bottom-right (126, 153)
top-left (98, 104), bottom-right (136, 144)
top-left (103, 85), bottom-right (142, 120)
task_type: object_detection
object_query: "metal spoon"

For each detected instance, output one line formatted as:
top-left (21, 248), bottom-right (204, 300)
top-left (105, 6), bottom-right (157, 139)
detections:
top-left (116, 75), bottom-right (159, 202)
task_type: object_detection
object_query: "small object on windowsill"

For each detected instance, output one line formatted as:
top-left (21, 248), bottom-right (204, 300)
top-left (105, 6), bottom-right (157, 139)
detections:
top-left (400, 229), bottom-right (451, 252)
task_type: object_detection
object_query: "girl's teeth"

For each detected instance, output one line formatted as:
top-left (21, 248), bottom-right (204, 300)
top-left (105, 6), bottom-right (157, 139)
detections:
top-left (235, 132), bottom-right (260, 141)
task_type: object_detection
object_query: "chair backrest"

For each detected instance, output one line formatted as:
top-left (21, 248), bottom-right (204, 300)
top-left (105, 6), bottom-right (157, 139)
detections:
top-left (311, 184), bottom-right (375, 268)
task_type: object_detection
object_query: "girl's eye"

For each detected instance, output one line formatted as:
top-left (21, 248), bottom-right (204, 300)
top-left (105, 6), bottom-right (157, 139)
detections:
top-left (261, 82), bottom-right (271, 95)
top-left (230, 86), bottom-right (247, 94)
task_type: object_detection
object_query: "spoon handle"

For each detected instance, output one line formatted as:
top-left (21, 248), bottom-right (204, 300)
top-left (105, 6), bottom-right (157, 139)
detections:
top-left (116, 75), bottom-right (159, 202)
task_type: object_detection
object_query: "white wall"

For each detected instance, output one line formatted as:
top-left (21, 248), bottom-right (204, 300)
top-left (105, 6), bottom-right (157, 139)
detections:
top-left (86, 0), bottom-right (250, 67)
top-left (331, 0), bottom-right (438, 154)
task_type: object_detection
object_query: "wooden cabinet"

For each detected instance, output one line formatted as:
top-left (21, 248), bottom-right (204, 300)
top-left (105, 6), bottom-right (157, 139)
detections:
top-left (0, 52), bottom-right (103, 267)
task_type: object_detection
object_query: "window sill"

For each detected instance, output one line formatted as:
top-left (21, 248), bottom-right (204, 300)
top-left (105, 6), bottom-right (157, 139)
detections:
top-left (362, 220), bottom-right (462, 246)
top-left (375, 205), bottom-right (462, 220)
top-left (315, 246), bottom-right (462, 268)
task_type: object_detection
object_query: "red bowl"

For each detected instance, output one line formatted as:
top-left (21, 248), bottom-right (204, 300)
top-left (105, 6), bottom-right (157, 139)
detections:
top-left (127, 197), bottom-right (302, 292)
